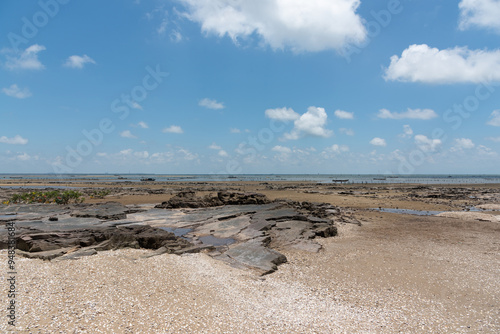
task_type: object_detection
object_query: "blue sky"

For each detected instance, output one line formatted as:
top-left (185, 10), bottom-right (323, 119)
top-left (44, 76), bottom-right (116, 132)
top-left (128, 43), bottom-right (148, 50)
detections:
top-left (1, 0), bottom-right (499, 174)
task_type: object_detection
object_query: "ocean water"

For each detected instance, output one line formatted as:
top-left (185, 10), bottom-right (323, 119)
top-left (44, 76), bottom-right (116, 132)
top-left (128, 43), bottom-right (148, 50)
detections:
top-left (1, 174), bottom-right (500, 185)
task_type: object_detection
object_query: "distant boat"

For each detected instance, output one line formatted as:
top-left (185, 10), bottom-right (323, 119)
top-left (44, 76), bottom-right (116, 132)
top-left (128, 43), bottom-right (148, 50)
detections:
top-left (332, 179), bottom-right (349, 183)
top-left (140, 178), bottom-right (155, 182)
top-left (373, 177), bottom-right (386, 181)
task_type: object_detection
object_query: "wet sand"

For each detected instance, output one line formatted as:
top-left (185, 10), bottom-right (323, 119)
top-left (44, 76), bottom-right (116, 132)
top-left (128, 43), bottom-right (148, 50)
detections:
top-left (1, 180), bottom-right (499, 333)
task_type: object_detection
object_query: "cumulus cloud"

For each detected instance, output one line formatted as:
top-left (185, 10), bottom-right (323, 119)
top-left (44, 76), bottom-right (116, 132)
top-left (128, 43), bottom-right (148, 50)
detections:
top-left (218, 150), bottom-right (228, 157)
top-left (2, 84), bottom-right (31, 99)
top-left (163, 125), bottom-right (184, 134)
top-left (400, 125), bottom-right (413, 138)
top-left (230, 128), bottom-right (241, 133)
top-left (377, 108), bottom-right (438, 120)
top-left (487, 110), bottom-right (500, 126)
top-left (137, 121), bottom-right (148, 129)
top-left (339, 128), bottom-right (354, 136)
top-left (334, 110), bottom-right (354, 119)
top-left (459, 0), bottom-right (500, 33)
top-left (283, 106), bottom-right (332, 140)
top-left (120, 130), bottom-right (137, 139)
top-left (415, 135), bottom-right (442, 152)
top-left (370, 137), bottom-right (386, 147)
top-left (326, 144), bottom-right (349, 154)
top-left (63, 55), bottom-right (96, 69)
top-left (178, 0), bottom-right (366, 52)
top-left (208, 143), bottom-right (222, 150)
top-left (384, 44), bottom-right (500, 83)
top-left (452, 138), bottom-right (475, 151)
top-left (0, 135), bottom-right (28, 145)
top-left (199, 98), bottom-right (224, 109)
top-left (208, 143), bottom-right (228, 157)
top-left (265, 107), bottom-right (300, 121)
top-left (3, 44), bottom-right (45, 70)
top-left (272, 145), bottom-right (292, 154)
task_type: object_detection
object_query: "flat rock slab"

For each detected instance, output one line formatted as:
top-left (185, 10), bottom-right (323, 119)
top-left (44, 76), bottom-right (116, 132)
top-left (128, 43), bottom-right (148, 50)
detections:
top-left (70, 202), bottom-right (130, 220)
top-left (224, 242), bottom-right (287, 275)
top-left (14, 216), bottom-right (104, 231)
top-left (1, 199), bottom-right (340, 274)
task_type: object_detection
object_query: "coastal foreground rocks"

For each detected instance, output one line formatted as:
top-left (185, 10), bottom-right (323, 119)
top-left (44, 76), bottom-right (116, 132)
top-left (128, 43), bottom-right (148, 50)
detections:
top-left (0, 191), bottom-right (342, 275)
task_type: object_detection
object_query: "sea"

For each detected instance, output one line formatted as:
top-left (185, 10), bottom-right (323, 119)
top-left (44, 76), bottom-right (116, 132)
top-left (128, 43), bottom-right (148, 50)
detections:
top-left (1, 174), bottom-right (500, 185)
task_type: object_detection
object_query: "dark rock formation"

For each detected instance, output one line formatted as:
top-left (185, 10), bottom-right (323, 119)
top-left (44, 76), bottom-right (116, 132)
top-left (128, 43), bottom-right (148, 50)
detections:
top-left (155, 190), bottom-right (270, 209)
top-left (14, 225), bottom-right (193, 257)
top-left (70, 202), bottom-right (130, 220)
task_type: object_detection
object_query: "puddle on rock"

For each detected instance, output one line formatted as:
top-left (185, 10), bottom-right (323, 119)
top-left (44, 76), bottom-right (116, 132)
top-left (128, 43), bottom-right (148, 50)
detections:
top-left (199, 235), bottom-right (235, 246)
top-left (0, 214), bottom-right (17, 219)
top-left (372, 208), bottom-right (443, 216)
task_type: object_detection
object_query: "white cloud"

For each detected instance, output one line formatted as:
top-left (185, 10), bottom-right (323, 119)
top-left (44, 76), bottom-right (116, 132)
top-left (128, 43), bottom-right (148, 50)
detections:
top-left (158, 18), bottom-right (168, 34)
top-left (170, 30), bottom-right (183, 42)
top-left (477, 145), bottom-right (498, 157)
top-left (138, 121), bottom-right (148, 129)
top-left (0, 135), bottom-right (28, 145)
top-left (283, 106), bottom-right (332, 140)
top-left (415, 135), bottom-right (442, 152)
top-left (131, 101), bottom-right (143, 110)
top-left (2, 84), bottom-right (31, 99)
top-left (377, 108), bottom-right (438, 120)
top-left (339, 128), bottom-right (354, 136)
top-left (218, 150), bottom-right (228, 157)
top-left (384, 44), bottom-right (500, 83)
top-left (16, 152), bottom-right (31, 161)
top-left (208, 143), bottom-right (222, 150)
top-left (199, 98), bottom-right (224, 110)
top-left (63, 55), bottom-right (96, 69)
top-left (230, 128), bottom-right (241, 133)
top-left (178, 0), bottom-right (366, 53)
top-left (400, 124), bottom-right (413, 138)
top-left (486, 136), bottom-right (500, 142)
top-left (119, 149), bottom-right (133, 155)
top-left (120, 130), bottom-right (137, 139)
top-left (163, 125), bottom-right (184, 134)
top-left (265, 107), bottom-right (300, 121)
top-left (326, 144), bottom-right (349, 154)
top-left (334, 109), bottom-right (354, 119)
top-left (459, 0), bottom-right (500, 33)
top-left (487, 110), bottom-right (500, 126)
top-left (370, 137), bottom-right (386, 147)
top-left (178, 148), bottom-right (197, 160)
top-left (4, 44), bottom-right (46, 70)
top-left (134, 151), bottom-right (149, 159)
top-left (272, 145), bottom-right (292, 154)
top-left (453, 138), bottom-right (475, 151)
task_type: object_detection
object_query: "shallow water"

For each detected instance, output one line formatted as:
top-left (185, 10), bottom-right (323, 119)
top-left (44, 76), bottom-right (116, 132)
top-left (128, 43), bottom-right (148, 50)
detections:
top-left (372, 208), bottom-right (444, 216)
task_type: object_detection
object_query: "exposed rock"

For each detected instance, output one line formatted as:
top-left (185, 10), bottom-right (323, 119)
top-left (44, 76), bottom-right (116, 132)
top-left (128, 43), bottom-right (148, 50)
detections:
top-left (3, 199), bottom-right (340, 274)
top-left (223, 242), bottom-right (287, 275)
top-left (70, 202), bottom-right (130, 220)
top-left (155, 191), bottom-right (270, 209)
top-left (12, 225), bottom-right (193, 254)
top-left (155, 191), bottom-right (223, 209)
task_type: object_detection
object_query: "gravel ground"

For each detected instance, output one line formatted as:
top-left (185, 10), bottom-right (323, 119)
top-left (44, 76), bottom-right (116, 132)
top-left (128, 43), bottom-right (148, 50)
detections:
top-left (1, 213), bottom-right (499, 333)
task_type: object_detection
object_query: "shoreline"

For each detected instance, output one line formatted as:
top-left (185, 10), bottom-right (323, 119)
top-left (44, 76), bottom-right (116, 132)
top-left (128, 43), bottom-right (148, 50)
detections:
top-left (1, 181), bottom-right (499, 332)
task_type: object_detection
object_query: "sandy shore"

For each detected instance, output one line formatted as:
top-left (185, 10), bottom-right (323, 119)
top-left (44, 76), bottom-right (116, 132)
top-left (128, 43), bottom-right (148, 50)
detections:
top-left (1, 181), bottom-right (499, 333)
